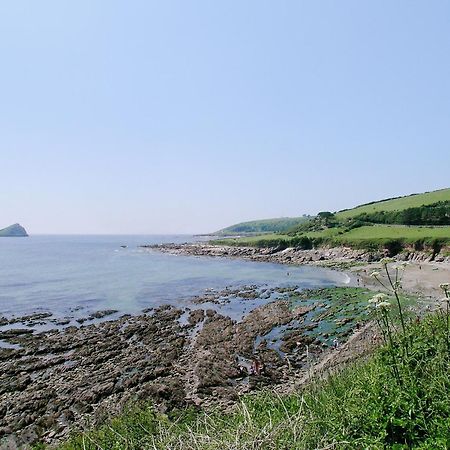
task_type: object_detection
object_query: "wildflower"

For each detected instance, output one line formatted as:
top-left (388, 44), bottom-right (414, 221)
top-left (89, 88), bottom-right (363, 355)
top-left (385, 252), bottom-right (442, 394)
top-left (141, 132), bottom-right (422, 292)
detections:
top-left (368, 293), bottom-right (388, 307)
top-left (376, 301), bottom-right (392, 309)
top-left (393, 281), bottom-right (402, 291)
top-left (439, 283), bottom-right (449, 291)
top-left (392, 264), bottom-right (406, 271)
top-left (380, 257), bottom-right (394, 266)
top-left (371, 293), bottom-right (387, 302)
top-left (370, 271), bottom-right (380, 278)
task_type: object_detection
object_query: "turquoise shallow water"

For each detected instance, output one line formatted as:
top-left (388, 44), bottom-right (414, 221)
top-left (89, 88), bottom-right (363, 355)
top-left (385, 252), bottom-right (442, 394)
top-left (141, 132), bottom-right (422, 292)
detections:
top-left (0, 235), bottom-right (348, 322)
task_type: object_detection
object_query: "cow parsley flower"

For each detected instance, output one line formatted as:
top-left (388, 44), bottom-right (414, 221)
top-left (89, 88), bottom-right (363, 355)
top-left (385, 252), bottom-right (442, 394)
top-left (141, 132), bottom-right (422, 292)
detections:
top-left (376, 301), bottom-right (392, 309)
top-left (380, 257), bottom-right (394, 266)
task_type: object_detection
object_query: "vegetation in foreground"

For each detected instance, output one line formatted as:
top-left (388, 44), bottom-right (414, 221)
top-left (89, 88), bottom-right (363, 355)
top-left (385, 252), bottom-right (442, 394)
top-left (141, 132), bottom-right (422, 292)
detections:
top-left (54, 278), bottom-right (450, 450)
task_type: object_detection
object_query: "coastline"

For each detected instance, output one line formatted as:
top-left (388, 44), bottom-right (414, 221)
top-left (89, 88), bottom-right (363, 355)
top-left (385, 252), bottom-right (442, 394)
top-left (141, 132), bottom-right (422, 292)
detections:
top-left (145, 242), bottom-right (450, 299)
top-left (1, 242), bottom-right (449, 448)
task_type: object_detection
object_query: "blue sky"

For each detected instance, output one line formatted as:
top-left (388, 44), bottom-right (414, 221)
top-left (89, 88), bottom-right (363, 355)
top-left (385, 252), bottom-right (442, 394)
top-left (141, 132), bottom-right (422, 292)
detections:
top-left (1, 1), bottom-right (449, 234)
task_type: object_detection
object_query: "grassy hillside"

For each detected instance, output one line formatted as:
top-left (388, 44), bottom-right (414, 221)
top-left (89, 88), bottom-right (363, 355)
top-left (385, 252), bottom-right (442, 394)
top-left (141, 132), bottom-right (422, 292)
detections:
top-left (214, 225), bottom-right (450, 250)
top-left (213, 216), bottom-right (310, 236)
top-left (337, 188), bottom-right (450, 219)
top-left (213, 189), bottom-right (450, 252)
top-left (337, 224), bottom-right (450, 241)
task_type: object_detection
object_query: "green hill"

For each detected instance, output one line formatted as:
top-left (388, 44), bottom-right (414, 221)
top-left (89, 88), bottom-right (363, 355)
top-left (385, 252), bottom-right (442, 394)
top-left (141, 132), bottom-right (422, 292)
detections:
top-left (336, 188), bottom-right (450, 219)
top-left (213, 216), bottom-right (310, 236)
top-left (214, 188), bottom-right (450, 251)
top-left (0, 223), bottom-right (28, 237)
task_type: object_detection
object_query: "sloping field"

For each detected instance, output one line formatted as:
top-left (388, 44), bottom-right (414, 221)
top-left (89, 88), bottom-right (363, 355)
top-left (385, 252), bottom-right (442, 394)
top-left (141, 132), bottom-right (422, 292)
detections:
top-left (214, 217), bottom-right (309, 235)
top-left (337, 188), bottom-right (450, 219)
top-left (215, 225), bottom-right (450, 248)
top-left (336, 224), bottom-right (450, 242)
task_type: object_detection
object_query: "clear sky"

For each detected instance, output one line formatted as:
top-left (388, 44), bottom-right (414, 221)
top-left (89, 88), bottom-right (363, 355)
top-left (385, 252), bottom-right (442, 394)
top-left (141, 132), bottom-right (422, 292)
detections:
top-left (1, 1), bottom-right (449, 234)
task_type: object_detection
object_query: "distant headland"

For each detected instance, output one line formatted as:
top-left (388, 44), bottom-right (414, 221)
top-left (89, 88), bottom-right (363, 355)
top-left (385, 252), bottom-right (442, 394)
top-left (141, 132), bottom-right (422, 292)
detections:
top-left (0, 223), bottom-right (28, 237)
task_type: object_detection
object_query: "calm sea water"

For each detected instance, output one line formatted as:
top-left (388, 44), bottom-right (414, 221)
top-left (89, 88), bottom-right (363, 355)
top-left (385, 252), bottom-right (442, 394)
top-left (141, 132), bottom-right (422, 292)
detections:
top-left (0, 235), bottom-right (349, 323)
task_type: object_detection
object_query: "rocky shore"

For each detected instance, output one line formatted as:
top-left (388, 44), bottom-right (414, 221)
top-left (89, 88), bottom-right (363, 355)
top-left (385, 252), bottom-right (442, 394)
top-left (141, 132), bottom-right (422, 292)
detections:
top-left (0, 282), bottom-right (378, 449)
top-left (2, 242), bottom-right (448, 449)
top-left (144, 243), bottom-right (450, 266)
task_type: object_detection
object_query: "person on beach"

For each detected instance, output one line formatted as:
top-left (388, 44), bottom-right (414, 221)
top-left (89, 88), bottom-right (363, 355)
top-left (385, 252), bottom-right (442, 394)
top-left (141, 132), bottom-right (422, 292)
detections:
top-left (251, 358), bottom-right (264, 375)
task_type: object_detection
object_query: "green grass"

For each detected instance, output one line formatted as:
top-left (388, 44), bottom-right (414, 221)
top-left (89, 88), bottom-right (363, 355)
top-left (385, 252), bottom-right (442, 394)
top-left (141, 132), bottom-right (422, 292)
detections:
top-left (209, 189), bottom-right (450, 251)
top-left (211, 233), bottom-right (291, 246)
top-left (337, 188), bottom-right (450, 220)
top-left (212, 225), bottom-right (450, 251)
top-left (56, 310), bottom-right (450, 450)
top-left (335, 225), bottom-right (450, 242)
top-left (213, 217), bottom-right (310, 236)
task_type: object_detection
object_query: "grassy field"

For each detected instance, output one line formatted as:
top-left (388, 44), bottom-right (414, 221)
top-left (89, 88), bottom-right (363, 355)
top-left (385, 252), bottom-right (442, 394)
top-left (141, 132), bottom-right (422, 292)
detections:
top-left (212, 217), bottom-right (309, 236)
top-left (336, 225), bottom-right (450, 241)
top-left (336, 188), bottom-right (450, 219)
top-left (214, 225), bottom-right (450, 250)
top-left (210, 189), bottom-right (450, 251)
top-left (55, 309), bottom-right (450, 450)
top-left (212, 233), bottom-right (291, 246)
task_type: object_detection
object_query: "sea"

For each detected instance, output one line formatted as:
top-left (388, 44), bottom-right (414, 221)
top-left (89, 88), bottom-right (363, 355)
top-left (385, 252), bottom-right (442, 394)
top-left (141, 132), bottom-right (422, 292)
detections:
top-left (0, 235), bottom-right (349, 328)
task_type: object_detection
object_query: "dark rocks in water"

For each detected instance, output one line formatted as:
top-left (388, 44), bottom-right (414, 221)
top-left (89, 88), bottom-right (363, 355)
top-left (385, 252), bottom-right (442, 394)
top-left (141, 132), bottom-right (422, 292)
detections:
top-left (88, 310), bottom-right (119, 320)
top-left (1, 312), bottom-right (53, 327)
top-left (0, 329), bottom-right (34, 338)
top-left (0, 223), bottom-right (28, 237)
top-left (74, 310), bottom-right (119, 324)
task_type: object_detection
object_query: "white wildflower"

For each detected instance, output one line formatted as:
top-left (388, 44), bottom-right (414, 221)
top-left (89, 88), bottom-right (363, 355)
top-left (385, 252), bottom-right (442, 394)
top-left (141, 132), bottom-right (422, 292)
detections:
top-left (370, 271), bottom-right (380, 278)
top-left (368, 293), bottom-right (388, 306)
top-left (380, 257), bottom-right (394, 266)
top-left (439, 283), bottom-right (450, 291)
top-left (376, 301), bottom-right (392, 309)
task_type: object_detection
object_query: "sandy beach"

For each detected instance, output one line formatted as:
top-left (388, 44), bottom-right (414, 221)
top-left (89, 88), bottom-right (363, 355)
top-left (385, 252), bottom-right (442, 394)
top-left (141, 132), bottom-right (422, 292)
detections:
top-left (354, 261), bottom-right (450, 301)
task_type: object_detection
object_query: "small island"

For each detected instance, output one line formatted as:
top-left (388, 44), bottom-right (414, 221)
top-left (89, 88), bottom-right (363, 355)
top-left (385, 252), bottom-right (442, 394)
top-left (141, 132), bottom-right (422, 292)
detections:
top-left (0, 223), bottom-right (28, 237)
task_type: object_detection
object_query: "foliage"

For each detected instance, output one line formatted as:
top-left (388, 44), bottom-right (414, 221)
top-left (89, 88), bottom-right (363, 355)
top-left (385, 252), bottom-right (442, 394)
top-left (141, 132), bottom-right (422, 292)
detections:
top-left (336, 188), bottom-right (450, 220)
top-left (210, 189), bottom-right (450, 252)
top-left (213, 217), bottom-right (311, 236)
top-left (216, 225), bottom-right (450, 254)
top-left (351, 201), bottom-right (450, 226)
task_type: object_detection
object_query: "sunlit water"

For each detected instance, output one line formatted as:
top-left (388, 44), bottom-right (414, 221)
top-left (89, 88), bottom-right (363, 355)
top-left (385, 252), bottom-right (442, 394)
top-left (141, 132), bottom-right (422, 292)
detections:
top-left (0, 235), bottom-right (349, 324)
